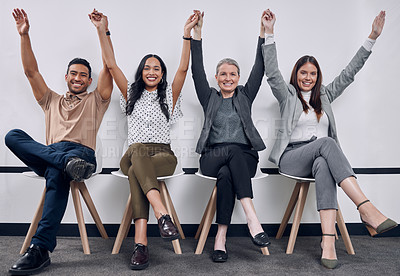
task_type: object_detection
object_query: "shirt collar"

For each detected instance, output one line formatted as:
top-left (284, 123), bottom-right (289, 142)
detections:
top-left (65, 91), bottom-right (88, 100)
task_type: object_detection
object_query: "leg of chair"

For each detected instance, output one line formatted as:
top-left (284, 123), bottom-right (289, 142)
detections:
top-left (276, 183), bottom-right (301, 239)
top-left (112, 194), bottom-right (133, 254)
top-left (260, 247), bottom-right (270, 255)
top-left (77, 182), bottom-right (109, 239)
top-left (195, 183), bottom-right (216, 239)
top-left (159, 181), bottom-right (182, 254)
top-left (195, 185), bottom-right (217, 254)
top-left (20, 188), bottom-right (46, 254)
top-left (122, 195), bottom-right (134, 240)
top-left (159, 181), bottom-right (185, 240)
top-left (286, 182), bottom-right (310, 254)
top-left (336, 204), bottom-right (355, 255)
top-left (70, 181), bottom-right (90, 254)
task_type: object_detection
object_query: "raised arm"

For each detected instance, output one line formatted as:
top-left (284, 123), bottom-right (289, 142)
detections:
top-left (89, 10), bottom-right (113, 100)
top-left (191, 11), bottom-right (212, 108)
top-left (13, 8), bottom-right (48, 101)
top-left (324, 11), bottom-right (385, 102)
top-left (243, 11), bottom-right (267, 103)
top-left (90, 9), bottom-right (128, 100)
top-left (261, 9), bottom-right (290, 104)
top-left (170, 13), bottom-right (198, 110)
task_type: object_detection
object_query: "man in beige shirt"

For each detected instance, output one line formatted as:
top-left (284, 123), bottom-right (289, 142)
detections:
top-left (5, 8), bottom-right (113, 275)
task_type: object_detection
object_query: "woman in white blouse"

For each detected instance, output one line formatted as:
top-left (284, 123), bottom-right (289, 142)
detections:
top-left (90, 10), bottom-right (198, 270)
top-left (262, 9), bottom-right (397, 269)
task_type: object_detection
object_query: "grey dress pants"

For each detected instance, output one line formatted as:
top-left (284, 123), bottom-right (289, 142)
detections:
top-left (279, 137), bottom-right (355, 210)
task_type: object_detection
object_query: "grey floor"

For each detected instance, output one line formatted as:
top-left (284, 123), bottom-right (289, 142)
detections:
top-left (1, 235), bottom-right (399, 275)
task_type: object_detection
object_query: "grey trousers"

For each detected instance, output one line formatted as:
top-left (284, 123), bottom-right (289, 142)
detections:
top-left (279, 137), bottom-right (355, 210)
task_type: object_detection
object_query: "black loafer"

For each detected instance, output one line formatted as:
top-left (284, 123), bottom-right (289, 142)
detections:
top-left (251, 232), bottom-right (271, 247)
top-left (212, 250), bottom-right (228, 262)
top-left (157, 214), bottom-right (180, 241)
top-left (130, 243), bottom-right (149, 270)
top-left (9, 244), bottom-right (50, 275)
top-left (65, 157), bottom-right (95, 182)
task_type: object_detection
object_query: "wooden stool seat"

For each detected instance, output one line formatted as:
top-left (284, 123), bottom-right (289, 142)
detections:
top-left (110, 170), bottom-right (185, 255)
top-left (21, 172), bottom-right (109, 255)
top-left (194, 169), bottom-right (270, 256)
top-left (277, 171), bottom-right (355, 255)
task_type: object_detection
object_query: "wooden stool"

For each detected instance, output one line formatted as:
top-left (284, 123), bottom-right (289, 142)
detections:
top-left (277, 171), bottom-right (355, 255)
top-left (110, 170), bottom-right (185, 254)
top-left (194, 169), bottom-right (270, 255)
top-left (21, 174), bottom-right (109, 255)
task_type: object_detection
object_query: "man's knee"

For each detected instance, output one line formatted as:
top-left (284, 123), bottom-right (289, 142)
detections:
top-left (4, 129), bottom-right (24, 148)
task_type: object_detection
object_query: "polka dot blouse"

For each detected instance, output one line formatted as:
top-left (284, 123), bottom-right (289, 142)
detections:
top-left (120, 82), bottom-right (183, 146)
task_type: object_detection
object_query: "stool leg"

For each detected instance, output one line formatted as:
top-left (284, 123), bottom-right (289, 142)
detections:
top-left (159, 181), bottom-right (182, 254)
top-left (286, 182), bottom-right (310, 254)
top-left (112, 194), bottom-right (133, 254)
top-left (195, 184), bottom-right (216, 239)
top-left (195, 185), bottom-right (217, 254)
top-left (78, 182), bottom-right (109, 239)
top-left (159, 181), bottom-right (185, 239)
top-left (336, 204), bottom-right (355, 255)
top-left (276, 183), bottom-right (301, 239)
top-left (122, 195), bottom-right (133, 240)
top-left (261, 247), bottom-right (270, 255)
top-left (70, 181), bottom-right (90, 254)
top-left (20, 188), bottom-right (46, 254)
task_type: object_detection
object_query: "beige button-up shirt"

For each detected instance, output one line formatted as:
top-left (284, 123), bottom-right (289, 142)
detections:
top-left (38, 88), bottom-right (110, 150)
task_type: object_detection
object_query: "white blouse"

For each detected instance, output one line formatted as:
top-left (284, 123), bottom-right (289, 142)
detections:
top-left (289, 91), bottom-right (329, 143)
top-left (120, 83), bottom-right (183, 145)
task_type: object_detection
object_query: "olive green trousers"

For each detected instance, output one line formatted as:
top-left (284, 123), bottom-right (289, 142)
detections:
top-left (120, 143), bottom-right (177, 220)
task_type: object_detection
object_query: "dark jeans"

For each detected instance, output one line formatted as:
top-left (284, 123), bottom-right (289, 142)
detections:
top-left (5, 129), bottom-right (96, 252)
top-left (200, 144), bottom-right (258, 225)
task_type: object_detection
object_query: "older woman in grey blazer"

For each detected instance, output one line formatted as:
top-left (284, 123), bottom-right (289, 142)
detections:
top-left (262, 9), bottom-right (397, 269)
top-left (191, 11), bottom-right (270, 262)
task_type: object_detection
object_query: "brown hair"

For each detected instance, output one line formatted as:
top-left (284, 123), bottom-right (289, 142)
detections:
top-left (290, 55), bottom-right (323, 121)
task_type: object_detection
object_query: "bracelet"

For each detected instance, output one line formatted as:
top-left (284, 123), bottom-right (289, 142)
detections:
top-left (182, 36), bottom-right (192, 40)
top-left (106, 30), bottom-right (111, 36)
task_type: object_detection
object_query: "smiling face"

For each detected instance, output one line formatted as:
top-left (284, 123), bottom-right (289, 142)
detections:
top-left (65, 64), bottom-right (92, 94)
top-left (142, 57), bottom-right (164, 91)
top-left (296, 62), bottom-right (318, 92)
top-left (215, 63), bottom-right (240, 96)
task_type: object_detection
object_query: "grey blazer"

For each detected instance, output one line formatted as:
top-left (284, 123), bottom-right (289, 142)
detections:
top-left (191, 37), bottom-right (266, 154)
top-left (262, 43), bottom-right (371, 165)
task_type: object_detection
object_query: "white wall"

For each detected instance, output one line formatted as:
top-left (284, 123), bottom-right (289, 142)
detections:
top-left (1, 0), bottom-right (399, 225)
